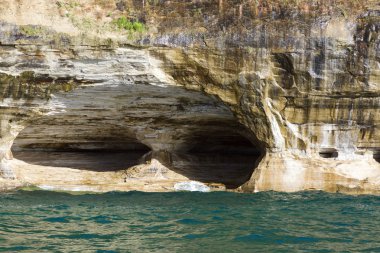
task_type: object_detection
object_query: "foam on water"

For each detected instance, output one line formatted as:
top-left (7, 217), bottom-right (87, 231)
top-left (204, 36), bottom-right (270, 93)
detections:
top-left (174, 181), bottom-right (210, 192)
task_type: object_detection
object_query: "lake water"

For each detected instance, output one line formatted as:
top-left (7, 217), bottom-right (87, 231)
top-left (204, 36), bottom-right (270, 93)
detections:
top-left (0, 190), bottom-right (379, 252)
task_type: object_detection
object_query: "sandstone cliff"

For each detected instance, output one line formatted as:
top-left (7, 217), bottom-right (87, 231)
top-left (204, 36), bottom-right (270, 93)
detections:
top-left (0, 0), bottom-right (379, 194)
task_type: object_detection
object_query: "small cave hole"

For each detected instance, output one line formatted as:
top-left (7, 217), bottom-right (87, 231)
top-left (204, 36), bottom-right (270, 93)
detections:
top-left (374, 151), bottom-right (380, 163)
top-left (319, 148), bottom-right (338, 159)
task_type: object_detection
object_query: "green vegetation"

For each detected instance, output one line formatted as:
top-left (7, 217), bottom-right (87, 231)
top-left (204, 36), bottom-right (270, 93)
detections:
top-left (20, 26), bottom-right (44, 36)
top-left (114, 16), bottom-right (145, 32)
top-left (56, 1), bottom-right (80, 9)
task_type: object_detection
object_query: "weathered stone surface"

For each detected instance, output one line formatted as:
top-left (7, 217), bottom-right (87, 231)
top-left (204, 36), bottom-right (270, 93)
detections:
top-left (0, 0), bottom-right (379, 194)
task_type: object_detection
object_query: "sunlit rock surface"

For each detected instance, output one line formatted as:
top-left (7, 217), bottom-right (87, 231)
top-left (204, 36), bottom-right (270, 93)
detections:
top-left (0, 0), bottom-right (379, 194)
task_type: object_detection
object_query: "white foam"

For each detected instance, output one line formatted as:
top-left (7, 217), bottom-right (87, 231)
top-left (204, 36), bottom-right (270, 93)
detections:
top-left (37, 185), bottom-right (100, 192)
top-left (174, 181), bottom-right (210, 192)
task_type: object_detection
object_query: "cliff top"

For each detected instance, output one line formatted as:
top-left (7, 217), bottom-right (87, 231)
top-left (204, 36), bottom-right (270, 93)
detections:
top-left (0, 0), bottom-right (379, 45)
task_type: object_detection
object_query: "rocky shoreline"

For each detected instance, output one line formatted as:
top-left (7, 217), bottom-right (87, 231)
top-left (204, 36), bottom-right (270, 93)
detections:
top-left (0, 0), bottom-right (379, 194)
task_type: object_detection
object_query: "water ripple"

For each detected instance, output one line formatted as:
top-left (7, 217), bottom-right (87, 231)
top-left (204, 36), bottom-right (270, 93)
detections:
top-left (0, 190), bottom-right (379, 252)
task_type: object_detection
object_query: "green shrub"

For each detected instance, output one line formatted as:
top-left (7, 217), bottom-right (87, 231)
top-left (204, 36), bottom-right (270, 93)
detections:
top-left (114, 16), bottom-right (145, 32)
top-left (132, 22), bottom-right (145, 32)
top-left (20, 26), bottom-right (44, 36)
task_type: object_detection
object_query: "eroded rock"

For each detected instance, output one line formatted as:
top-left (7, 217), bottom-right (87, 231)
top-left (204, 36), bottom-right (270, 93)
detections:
top-left (0, 0), bottom-right (379, 194)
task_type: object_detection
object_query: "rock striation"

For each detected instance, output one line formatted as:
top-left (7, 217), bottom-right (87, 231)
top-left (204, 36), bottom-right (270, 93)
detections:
top-left (0, 0), bottom-right (379, 194)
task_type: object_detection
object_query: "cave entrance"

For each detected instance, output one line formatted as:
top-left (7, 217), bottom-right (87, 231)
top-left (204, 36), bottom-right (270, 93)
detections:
top-left (12, 126), bottom-right (151, 172)
top-left (12, 123), bottom-right (263, 188)
top-left (9, 83), bottom-right (264, 189)
top-left (168, 130), bottom-right (264, 189)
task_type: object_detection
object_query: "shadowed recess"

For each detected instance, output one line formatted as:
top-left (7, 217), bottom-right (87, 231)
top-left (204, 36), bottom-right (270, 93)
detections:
top-left (12, 129), bottom-right (151, 171)
top-left (166, 130), bottom-right (264, 189)
top-left (10, 83), bottom-right (264, 186)
top-left (319, 148), bottom-right (339, 159)
top-left (374, 150), bottom-right (380, 163)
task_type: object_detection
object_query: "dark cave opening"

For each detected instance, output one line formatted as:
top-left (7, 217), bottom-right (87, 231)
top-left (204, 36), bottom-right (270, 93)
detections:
top-left (12, 136), bottom-right (151, 172)
top-left (4, 69), bottom-right (270, 191)
top-left (319, 148), bottom-right (339, 159)
top-left (9, 81), bottom-right (265, 187)
top-left (374, 151), bottom-right (380, 163)
top-left (168, 130), bottom-right (264, 189)
top-left (12, 124), bottom-right (264, 188)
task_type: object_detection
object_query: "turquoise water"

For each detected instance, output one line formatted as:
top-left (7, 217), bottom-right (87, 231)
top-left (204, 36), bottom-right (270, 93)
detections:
top-left (0, 190), bottom-right (379, 252)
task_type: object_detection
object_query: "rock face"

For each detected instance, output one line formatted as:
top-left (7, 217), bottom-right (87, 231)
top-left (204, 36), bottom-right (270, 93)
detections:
top-left (0, 0), bottom-right (379, 194)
